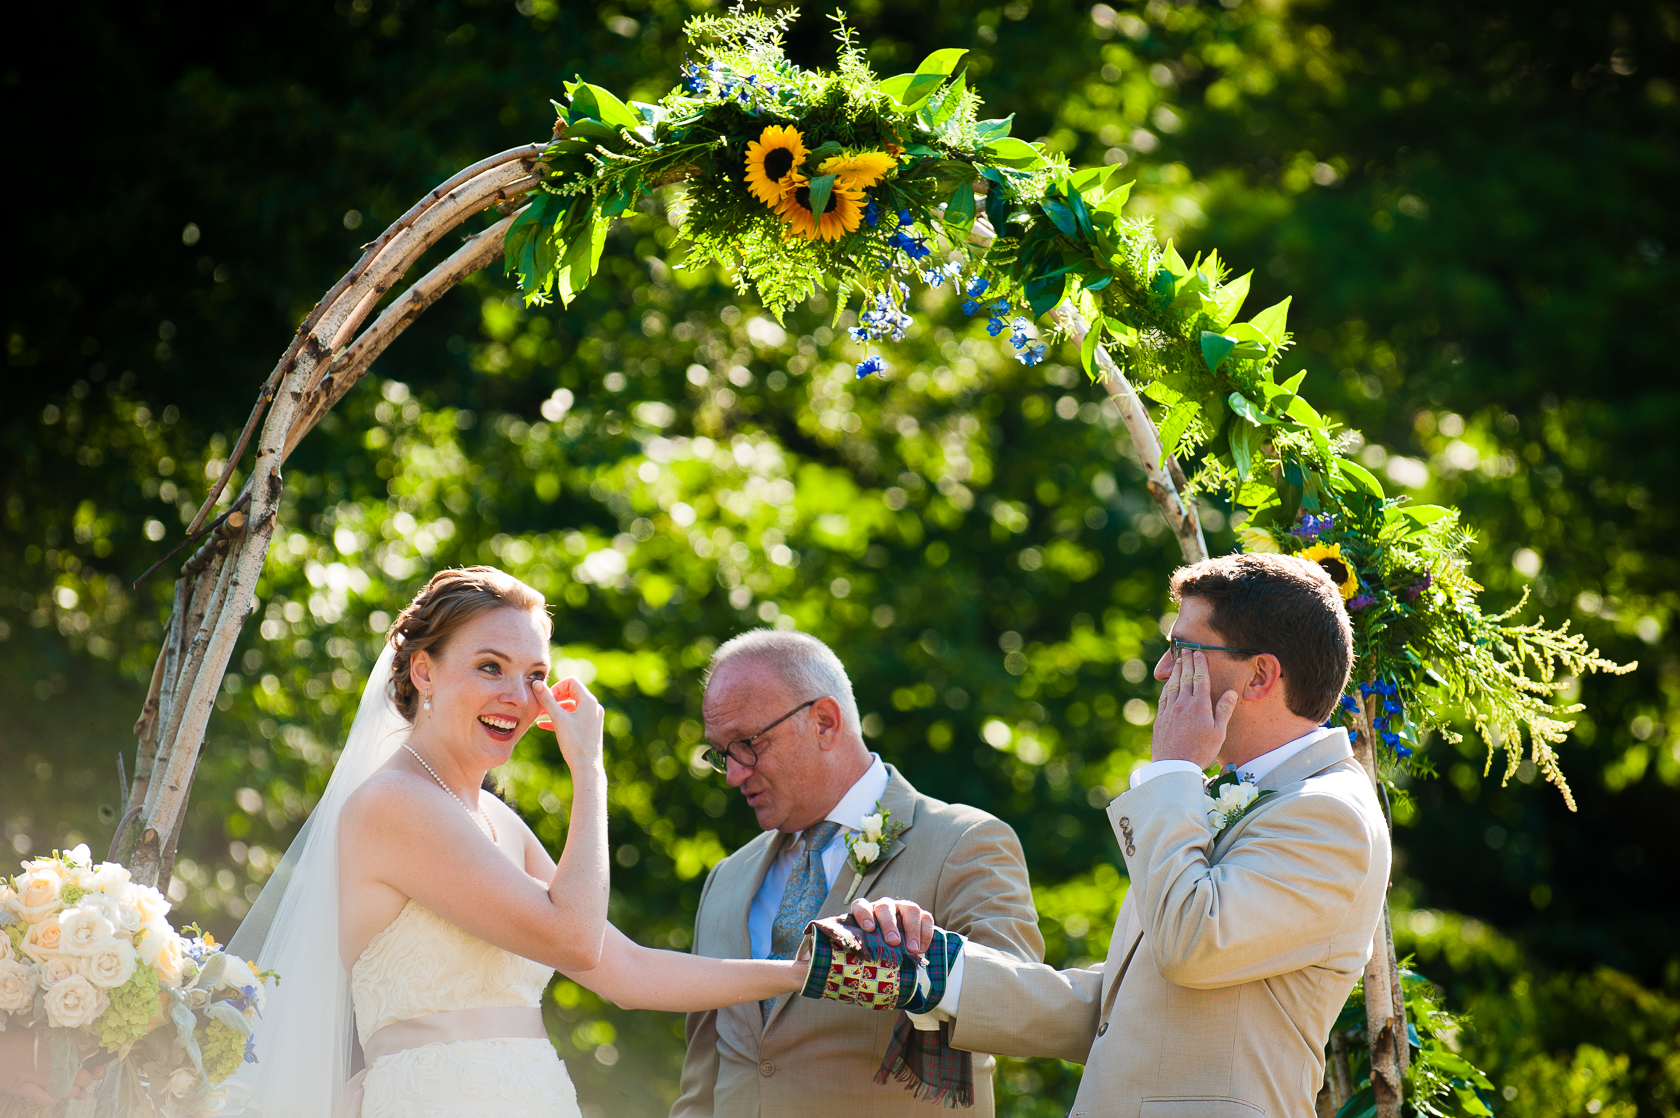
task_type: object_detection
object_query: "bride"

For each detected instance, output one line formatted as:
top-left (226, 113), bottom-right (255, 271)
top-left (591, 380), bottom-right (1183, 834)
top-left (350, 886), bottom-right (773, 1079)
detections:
top-left (230, 567), bottom-right (809, 1117)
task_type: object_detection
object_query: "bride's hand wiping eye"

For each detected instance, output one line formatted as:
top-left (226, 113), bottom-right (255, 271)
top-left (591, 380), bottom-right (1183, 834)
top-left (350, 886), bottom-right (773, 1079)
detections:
top-left (532, 676), bottom-right (606, 771)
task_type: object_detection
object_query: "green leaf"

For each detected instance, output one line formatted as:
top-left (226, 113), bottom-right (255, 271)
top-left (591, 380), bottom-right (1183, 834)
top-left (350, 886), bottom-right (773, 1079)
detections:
top-left (1227, 390), bottom-right (1264, 426)
top-left (805, 174), bottom-right (837, 224)
top-left (805, 140), bottom-right (845, 165)
top-left (1065, 187), bottom-right (1096, 240)
top-left (974, 115), bottom-right (1014, 143)
top-left (986, 136), bottom-right (1045, 168)
top-left (1082, 274), bottom-right (1113, 291)
top-left (1201, 331), bottom-right (1238, 373)
top-left (1400, 504), bottom-right (1453, 530)
top-left (1211, 271), bottom-right (1251, 330)
top-left (944, 185), bottom-right (975, 229)
top-left (1142, 379), bottom-right (1183, 405)
top-left (1104, 317), bottom-right (1139, 347)
top-left (46, 1029), bottom-right (80, 1101)
top-left (1163, 240), bottom-right (1189, 278)
top-left (1156, 401), bottom-right (1201, 464)
top-left (1041, 198), bottom-right (1080, 238)
top-left (1280, 369), bottom-right (1307, 395)
top-left (1335, 458), bottom-right (1386, 498)
top-left (1249, 296), bottom-right (1292, 346)
top-left (916, 47), bottom-right (969, 77)
top-left (929, 70), bottom-right (967, 127)
top-left (1230, 421), bottom-right (1255, 482)
top-left (1286, 394), bottom-right (1325, 427)
top-left (1080, 321), bottom-right (1102, 378)
top-left (565, 81), bottom-right (640, 131)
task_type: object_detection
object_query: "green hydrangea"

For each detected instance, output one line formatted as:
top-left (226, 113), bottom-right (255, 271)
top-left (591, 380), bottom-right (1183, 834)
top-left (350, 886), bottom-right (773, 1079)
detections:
top-left (199, 1017), bottom-right (247, 1084)
top-left (96, 963), bottom-right (161, 1051)
top-left (59, 883), bottom-right (87, 906)
top-left (4, 924), bottom-right (22, 955)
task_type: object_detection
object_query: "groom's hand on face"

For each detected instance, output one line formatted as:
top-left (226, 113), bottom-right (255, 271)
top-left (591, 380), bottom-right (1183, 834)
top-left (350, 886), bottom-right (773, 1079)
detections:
top-left (1150, 650), bottom-right (1239, 770)
top-left (849, 897), bottom-right (934, 955)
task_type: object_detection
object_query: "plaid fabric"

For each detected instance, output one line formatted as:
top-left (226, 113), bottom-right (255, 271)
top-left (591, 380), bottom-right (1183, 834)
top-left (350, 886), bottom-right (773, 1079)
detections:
top-left (800, 916), bottom-right (973, 1108)
top-left (874, 928), bottom-right (972, 1108)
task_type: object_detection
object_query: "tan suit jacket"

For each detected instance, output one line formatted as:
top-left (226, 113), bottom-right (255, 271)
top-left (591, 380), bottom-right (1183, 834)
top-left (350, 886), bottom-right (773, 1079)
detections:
top-left (672, 764), bottom-right (1042, 1118)
top-left (951, 731), bottom-right (1390, 1118)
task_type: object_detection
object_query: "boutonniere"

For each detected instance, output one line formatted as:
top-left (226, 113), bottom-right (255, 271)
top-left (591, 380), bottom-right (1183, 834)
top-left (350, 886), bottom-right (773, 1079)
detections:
top-left (842, 800), bottom-right (907, 903)
top-left (1204, 770), bottom-right (1276, 843)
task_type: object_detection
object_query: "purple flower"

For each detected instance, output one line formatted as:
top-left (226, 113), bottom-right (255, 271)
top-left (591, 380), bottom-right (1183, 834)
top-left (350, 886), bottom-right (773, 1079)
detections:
top-left (1348, 593), bottom-right (1378, 611)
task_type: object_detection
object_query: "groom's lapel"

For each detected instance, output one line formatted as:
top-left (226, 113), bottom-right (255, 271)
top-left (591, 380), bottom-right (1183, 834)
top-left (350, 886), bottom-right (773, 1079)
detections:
top-left (1257, 728), bottom-right (1354, 793)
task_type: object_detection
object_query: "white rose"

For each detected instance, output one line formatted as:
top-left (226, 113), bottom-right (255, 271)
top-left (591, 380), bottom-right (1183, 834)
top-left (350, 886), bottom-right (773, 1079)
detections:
top-left (859, 814), bottom-right (885, 843)
top-left (130, 885), bottom-right (172, 929)
top-left (89, 862), bottom-right (132, 894)
top-left (44, 973), bottom-right (108, 1029)
top-left (21, 917), bottom-right (65, 962)
top-left (0, 927), bottom-right (11, 964)
top-left (40, 955), bottom-right (79, 987)
top-left (10, 868), bottom-right (66, 923)
top-left (167, 1068), bottom-right (199, 1100)
top-left (137, 926), bottom-right (185, 987)
top-left (85, 939), bottom-right (138, 990)
top-left (852, 840), bottom-right (880, 864)
top-left (0, 959), bottom-right (37, 1012)
top-left (75, 892), bottom-right (136, 940)
top-left (217, 954), bottom-right (256, 992)
top-left (67, 844), bottom-right (93, 868)
top-left (57, 906), bottom-right (118, 957)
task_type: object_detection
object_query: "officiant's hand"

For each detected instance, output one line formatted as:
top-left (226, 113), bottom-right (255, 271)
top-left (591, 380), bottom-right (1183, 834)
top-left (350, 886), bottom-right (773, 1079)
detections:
top-left (849, 896), bottom-right (934, 955)
top-left (1150, 650), bottom-right (1238, 770)
top-left (533, 676), bottom-right (605, 771)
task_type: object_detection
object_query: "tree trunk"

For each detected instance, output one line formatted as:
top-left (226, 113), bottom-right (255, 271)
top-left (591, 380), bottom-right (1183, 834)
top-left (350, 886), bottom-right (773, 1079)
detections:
top-left (1351, 694), bottom-right (1407, 1118)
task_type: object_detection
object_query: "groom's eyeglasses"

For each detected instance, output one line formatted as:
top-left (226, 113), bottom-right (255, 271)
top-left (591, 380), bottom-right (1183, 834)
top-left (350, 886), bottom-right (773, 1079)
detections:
top-left (701, 698), bottom-right (820, 774)
top-left (1168, 637), bottom-right (1261, 657)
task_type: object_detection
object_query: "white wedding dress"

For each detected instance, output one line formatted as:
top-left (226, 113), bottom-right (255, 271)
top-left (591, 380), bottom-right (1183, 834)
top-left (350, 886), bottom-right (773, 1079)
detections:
top-left (229, 645), bottom-right (584, 1117)
top-left (350, 900), bottom-right (581, 1118)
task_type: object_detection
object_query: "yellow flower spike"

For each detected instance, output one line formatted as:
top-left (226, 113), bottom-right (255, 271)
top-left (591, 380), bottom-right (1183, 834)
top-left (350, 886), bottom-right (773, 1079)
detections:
top-left (817, 150), bottom-right (897, 193)
top-left (743, 125), bottom-right (809, 208)
top-left (1300, 542), bottom-right (1360, 600)
top-left (777, 180), bottom-right (865, 242)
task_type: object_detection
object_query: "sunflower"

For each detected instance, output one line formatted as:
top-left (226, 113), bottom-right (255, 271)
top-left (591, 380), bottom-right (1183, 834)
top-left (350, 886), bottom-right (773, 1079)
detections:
top-left (778, 180), bottom-right (865, 242)
top-left (744, 125), bottom-right (809, 208)
top-left (817, 150), bottom-right (897, 193)
top-left (1301, 542), bottom-right (1360, 600)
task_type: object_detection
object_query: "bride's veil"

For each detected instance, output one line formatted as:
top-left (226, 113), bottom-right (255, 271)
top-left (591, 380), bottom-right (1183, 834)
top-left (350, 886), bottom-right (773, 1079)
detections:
top-left (228, 642), bottom-right (407, 1115)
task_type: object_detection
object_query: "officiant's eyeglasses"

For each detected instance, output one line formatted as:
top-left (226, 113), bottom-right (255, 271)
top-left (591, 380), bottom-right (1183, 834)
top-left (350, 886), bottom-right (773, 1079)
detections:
top-left (701, 698), bottom-right (820, 774)
top-left (1168, 637), bottom-right (1261, 657)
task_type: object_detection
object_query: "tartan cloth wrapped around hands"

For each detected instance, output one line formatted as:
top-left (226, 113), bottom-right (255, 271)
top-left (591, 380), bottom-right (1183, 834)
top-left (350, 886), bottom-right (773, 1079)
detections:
top-left (798, 914), bottom-right (971, 1108)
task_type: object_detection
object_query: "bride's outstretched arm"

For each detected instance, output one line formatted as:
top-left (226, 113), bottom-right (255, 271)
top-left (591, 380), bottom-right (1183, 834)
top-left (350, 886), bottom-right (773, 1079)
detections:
top-left (561, 924), bottom-right (806, 1011)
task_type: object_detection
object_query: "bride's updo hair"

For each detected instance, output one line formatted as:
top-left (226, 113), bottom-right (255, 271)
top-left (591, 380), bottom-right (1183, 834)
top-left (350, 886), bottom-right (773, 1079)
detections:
top-left (386, 566), bottom-right (549, 721)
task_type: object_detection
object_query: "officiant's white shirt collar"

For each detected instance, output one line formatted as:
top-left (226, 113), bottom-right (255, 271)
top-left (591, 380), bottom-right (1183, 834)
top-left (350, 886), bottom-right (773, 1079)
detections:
top-left (1128, 725), bottom-right (1338, 790)
top-left (747, 753), bottom-right (888, 960)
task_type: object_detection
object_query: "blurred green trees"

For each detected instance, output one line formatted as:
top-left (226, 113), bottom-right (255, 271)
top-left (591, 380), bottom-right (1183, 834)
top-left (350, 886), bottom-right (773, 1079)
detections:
top-left (3, 1), bottom-right (1676, 1115)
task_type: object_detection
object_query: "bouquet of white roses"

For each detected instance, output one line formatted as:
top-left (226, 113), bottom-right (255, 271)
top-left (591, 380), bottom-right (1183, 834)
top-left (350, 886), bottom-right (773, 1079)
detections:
top-left (0, 845), bottom-right (273, 1117)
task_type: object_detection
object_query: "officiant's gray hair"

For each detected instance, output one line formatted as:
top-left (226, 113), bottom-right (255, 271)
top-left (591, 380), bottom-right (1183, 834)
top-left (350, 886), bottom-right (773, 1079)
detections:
top-left (707, 629), bottom-right (862, 737)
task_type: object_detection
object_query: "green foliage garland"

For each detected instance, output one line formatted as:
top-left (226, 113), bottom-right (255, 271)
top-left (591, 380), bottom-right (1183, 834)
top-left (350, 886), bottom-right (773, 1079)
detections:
top-left (508, 8), bottom-right (1631, 806)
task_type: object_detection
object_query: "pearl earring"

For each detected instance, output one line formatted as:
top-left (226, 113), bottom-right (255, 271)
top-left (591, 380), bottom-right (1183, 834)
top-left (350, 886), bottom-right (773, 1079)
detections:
top-left (423, 691), bottom-right (432, 710)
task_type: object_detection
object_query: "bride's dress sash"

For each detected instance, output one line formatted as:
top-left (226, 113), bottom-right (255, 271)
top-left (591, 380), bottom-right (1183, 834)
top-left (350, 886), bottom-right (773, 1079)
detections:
top-left (338, 1005), bottom-right (548, 1117)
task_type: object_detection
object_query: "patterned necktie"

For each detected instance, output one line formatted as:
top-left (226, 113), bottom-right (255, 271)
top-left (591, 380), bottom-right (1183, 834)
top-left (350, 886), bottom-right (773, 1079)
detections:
top-left (762, 819), bottom-right (843, 1022)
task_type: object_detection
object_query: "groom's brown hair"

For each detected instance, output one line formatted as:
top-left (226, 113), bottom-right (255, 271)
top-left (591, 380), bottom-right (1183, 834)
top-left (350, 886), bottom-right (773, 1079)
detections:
top-left (1170, 552), bottom-right (1353, 723)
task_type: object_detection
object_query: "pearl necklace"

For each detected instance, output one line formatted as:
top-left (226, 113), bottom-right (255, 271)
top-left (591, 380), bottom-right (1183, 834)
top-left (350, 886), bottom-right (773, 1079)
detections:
top-left (403, 744), bottom-right (498, 844)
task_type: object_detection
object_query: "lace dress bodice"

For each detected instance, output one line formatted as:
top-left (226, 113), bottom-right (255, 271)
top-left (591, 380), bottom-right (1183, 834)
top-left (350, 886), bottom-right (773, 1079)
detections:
top-left (347, 900), bottom-right (579, 1117)
top-left (350, 900), bottom-right (555, 1044)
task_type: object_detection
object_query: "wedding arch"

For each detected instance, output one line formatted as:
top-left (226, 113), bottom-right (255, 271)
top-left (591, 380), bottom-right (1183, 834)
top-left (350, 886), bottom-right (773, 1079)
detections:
top-left (115, 11), bottom-right (1629, 1117)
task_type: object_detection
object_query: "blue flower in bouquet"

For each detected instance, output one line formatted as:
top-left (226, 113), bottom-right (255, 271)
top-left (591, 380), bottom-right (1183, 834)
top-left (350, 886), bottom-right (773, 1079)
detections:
top-left (863, 197), bottom-right (881, 227)
top-left (245, 1034), bottom-right (258, 1065)
top-left (1358, 679), bottom-right (1412, 757)
top-left (961, 298), bottom-right (982, 316)
top-left (1291, 512), bottom-right (1335, 540)
top-left (987, 316), bottom-right (1006, 337)
top-left (991, 299), bottom-right (1011, 316)
top-left (1008, 317), bottom-right (1032, 349)
top-left (966, 276), bottom-right (990, 299)
top-left (887, 229), bottom-right (931, 260)
top-left (680, 61), bottom-right (706, 95)
top-left (1017, 344), bottom-right (1047, 366)
top-left (856, 354), bottom-right (887, 378)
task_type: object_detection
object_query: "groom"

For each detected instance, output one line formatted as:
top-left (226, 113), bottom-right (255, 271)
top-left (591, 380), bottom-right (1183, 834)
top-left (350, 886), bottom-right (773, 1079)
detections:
top-left (672, 629), bottom-right (1042, 1117)
top-left (858, 552), bottom-right (1393, 1117)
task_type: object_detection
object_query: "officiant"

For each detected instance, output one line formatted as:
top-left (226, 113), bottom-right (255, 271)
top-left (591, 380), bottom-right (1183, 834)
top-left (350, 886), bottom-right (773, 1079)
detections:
top-left (671, 629), bottom-right (1042, 1117)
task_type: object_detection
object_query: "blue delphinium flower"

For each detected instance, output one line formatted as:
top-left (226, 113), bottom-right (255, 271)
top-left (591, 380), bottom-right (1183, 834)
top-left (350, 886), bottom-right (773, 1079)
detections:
top-left (1291, 512), bottom-right (1335, 540)
top-left (1008, 317), bottom-right (1032, 349)
top-left (1018, 344), bottom-right (1047, 366)
top-left (680, 62), bottom-right (706, 96)
top-left (961, 298), bottom-right (982, 316)
top-left (966, 276), bottom-right (990, 298)
top-left (863, 198), bottom-right (881, 227)
top-left (888, 229), bottom-right (931, 260)
top-left (856, 354), bottom-right (887, 378)
top-left (987, 317), bottom-right (1007, 337)
top-left (1357, 679), bottom-right (1412, 757)
top-left (991, 299), bottom-right (1011, 316)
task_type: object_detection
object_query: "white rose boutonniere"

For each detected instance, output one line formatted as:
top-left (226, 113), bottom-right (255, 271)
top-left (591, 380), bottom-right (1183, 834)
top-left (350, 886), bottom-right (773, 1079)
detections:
top-left (1203, 771), bottom-right (1276, 843)
top-left (842, 800), bottom-right (907, 903)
